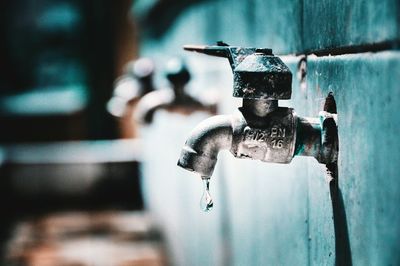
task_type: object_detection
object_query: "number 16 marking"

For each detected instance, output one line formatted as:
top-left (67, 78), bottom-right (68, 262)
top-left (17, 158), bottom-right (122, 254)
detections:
top-left (271, 139), bottom-right (284, 149)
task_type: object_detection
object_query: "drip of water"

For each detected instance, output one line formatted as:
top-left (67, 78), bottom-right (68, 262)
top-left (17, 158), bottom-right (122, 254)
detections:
top-left (200, 176), bottom-right (213, 212)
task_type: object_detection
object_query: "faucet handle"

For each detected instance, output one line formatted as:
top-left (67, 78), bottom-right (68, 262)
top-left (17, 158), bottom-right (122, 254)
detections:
top-left (183, 44), bottom-right (230, 58)
top-left (183, 42), bottom-right (269, 71)
top-left (184, 42), bottom-right (291, 100)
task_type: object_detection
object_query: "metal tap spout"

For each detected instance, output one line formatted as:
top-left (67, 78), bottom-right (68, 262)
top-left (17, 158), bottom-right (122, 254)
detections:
top-left (177, 115), bottom-right (233, 177)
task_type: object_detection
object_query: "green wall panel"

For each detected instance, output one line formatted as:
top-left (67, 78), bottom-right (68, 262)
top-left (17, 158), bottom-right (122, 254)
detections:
top-left (253, 0), bottom-right (302, 53)
top-left (305, 51), bottom-right (400, 265)
top-left (303, 0), bottom-right (400, 52)
top-left (139, 0), bottom-right (302, 56)
top-left (211, 0), bottom-right (302, 54)
top-left (138, 0), bottom-right (400, 55)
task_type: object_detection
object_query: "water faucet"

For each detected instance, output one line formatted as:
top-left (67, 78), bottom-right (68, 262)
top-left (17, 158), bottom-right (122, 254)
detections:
top-left (177, 43), bottom-right (338, 181)
top-left (107, 58), bottom-right (157, 138)
top-left (107, 58), bottom-right (156, 118)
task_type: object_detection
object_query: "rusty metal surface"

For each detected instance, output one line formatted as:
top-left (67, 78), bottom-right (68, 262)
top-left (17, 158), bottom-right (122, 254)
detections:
top-left (177, 114), bottom-right (233, 177)
top-left (184, 43), bottom-right (291, 99)
top-left (294, 116), bottom-right (322, 159)
top-left (319, 111), bottom-right (338, 164)
top-left (234, 53), bottom-right (292, 99)
top-left (177, 103), bottom-right (339, 177)
top-left (231, 108), bottom-right (296, 164)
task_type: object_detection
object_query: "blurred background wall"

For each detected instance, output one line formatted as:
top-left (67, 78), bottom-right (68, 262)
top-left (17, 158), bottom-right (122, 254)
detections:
top-left (0, 1), bottom-right (163, 265)
top-left (0, 0), bottom-right (139, 141)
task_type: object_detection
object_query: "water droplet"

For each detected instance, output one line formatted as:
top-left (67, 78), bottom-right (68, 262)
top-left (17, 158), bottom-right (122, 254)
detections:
top-left (200, 176), bottom-right (213, 212)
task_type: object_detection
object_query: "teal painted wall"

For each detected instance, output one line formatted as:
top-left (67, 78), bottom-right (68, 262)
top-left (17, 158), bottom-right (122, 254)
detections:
top-left (134, 0), bottom-right (400, 265)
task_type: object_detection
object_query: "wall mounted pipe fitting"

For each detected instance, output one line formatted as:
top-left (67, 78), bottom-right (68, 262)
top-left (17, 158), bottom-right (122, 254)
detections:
top-left (177, 43), bottom-right (338, 178)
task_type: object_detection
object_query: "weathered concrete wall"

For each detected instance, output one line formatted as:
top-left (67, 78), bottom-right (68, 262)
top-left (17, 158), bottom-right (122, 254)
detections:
top-left (134, 0), bottom-right (400, 265)
top-left (306, 52), bottom-right (400, 265)
top-left (303, 0), bottom-right (400, 52)
top-left (137, 0), bottom-right (302, 56)
top-left (137, 0), bottom-right (400, 55)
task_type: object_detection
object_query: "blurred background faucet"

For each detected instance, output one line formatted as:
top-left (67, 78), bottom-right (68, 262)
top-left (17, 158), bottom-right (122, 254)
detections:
top-left (135, 57), bottom-right (217, 125)
top-left (107, 58), bottom-right (157, 138)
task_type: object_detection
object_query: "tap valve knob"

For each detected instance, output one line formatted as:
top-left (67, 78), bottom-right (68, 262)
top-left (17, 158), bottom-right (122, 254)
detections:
top-left (184, 42), bottom-right (292, 100)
